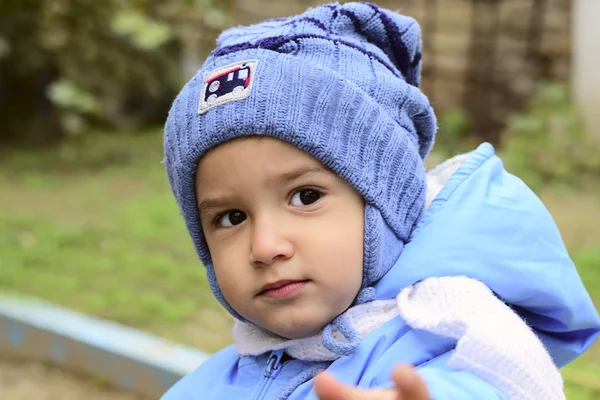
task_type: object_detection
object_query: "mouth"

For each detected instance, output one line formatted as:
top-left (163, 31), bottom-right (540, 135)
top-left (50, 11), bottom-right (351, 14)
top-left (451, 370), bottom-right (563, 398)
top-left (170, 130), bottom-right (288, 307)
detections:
top-left (258, 280), bottom-right (310, 299)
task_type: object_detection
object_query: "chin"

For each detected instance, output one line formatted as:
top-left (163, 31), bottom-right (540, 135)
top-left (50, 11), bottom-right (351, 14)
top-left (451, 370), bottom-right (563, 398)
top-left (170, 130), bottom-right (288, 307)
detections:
top-left (281, 326), bottom-right (321, 339)
top-left (256, 302), bottom-right (344, 339)
top-left (270, 316), bottom-right (328, 339)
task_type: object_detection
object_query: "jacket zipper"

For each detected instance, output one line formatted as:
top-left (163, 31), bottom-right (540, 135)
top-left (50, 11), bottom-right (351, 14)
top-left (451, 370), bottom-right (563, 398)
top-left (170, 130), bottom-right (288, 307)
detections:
top-left (253, 349), bottom-right (285, 400)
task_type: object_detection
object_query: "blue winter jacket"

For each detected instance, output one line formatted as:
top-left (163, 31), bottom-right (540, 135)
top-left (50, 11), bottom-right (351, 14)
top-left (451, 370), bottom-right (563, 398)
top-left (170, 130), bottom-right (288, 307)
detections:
top-left (162, 143), bottom-right (600, 400)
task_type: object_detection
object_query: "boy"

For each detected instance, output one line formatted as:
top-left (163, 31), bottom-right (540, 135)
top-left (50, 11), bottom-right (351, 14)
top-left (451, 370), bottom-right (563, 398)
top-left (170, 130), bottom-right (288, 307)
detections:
top-left (162, 3), bottom-right (600, 399)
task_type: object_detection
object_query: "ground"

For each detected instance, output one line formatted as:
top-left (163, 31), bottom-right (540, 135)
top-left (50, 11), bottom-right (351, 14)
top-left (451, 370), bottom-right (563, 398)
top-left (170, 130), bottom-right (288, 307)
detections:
top-left (0, 359), bottom-right (150, 400)
top-left (1, 131), bottom-right (599, 398)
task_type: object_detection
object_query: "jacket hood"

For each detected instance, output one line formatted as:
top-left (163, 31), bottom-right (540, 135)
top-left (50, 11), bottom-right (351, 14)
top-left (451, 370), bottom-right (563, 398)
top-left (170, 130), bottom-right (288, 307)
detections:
top-left (374, 142), bottom-right (600, 367)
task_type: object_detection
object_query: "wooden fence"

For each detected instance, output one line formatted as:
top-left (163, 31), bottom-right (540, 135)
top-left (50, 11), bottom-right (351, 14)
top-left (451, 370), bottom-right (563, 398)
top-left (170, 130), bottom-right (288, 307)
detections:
top-left (217, 0), bottom-right (572, 144)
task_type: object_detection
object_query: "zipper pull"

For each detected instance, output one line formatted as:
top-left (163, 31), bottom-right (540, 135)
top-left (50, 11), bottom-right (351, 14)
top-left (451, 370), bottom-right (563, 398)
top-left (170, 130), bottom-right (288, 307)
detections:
top-left (264, 349), bottom-right (285, 377)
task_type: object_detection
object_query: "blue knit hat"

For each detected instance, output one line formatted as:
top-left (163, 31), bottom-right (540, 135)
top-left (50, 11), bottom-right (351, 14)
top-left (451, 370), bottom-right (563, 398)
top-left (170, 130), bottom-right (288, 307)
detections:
top-left (164, 2), bottom-right (437, 324)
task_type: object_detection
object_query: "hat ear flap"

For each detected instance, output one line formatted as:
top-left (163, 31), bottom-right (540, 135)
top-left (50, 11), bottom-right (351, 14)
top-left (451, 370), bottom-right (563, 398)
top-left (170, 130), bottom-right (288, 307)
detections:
top-left (363, 204), bottom-right (405, 287)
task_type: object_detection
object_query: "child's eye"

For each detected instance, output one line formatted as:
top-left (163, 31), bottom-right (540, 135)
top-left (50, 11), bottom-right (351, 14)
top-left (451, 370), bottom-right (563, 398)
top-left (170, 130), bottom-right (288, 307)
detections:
top-left (290, 189), bottom-right (323, 206)
top-left (216, 210), bottom-right (247, 227)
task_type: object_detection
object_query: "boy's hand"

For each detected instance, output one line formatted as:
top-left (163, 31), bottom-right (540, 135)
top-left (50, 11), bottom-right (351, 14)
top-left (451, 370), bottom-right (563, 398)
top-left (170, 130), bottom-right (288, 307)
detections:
top-left (314, 364), bottom-right (430, 400)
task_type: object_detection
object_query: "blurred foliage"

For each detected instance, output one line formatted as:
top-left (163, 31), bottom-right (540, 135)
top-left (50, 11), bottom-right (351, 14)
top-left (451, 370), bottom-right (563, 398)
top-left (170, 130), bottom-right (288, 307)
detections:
top-left (500, 82), bottom-right (600, 191)
top-left (0, 130), bottom-right (233, 352)
top-left (435, 107), bottom-right (476, 158)
top-left (0, 0), bottom-right (234, 145)
top-left (432, 82), bottom-right (600, 194)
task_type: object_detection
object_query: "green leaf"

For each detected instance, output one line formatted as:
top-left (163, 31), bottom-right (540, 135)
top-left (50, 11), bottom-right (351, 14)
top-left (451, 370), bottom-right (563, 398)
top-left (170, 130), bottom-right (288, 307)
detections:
top-left (0, 36), bottom-right (10, 59)
top-left (112, 10), bottom-right (172, 50)
top-left (46, 79), bottom-right (99, 114)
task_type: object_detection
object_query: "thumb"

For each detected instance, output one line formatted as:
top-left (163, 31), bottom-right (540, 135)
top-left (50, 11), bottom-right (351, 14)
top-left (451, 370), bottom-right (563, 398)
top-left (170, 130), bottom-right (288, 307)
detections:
top-left (314, 372), bottom-right (397, 400)
top-left (314, 372), bottom-right (353, 400)
top-left (392, 364), bottom-right (431, 400)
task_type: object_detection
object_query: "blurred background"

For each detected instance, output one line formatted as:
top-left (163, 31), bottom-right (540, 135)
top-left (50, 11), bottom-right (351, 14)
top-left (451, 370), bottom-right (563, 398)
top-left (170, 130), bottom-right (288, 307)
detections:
top-left (0, 0), bottom-right (599, 398)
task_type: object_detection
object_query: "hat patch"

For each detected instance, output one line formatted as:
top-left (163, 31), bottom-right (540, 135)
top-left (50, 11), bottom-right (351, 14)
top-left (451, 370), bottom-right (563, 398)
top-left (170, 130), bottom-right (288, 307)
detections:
top-left (198, 60), bottom-right (258, 114)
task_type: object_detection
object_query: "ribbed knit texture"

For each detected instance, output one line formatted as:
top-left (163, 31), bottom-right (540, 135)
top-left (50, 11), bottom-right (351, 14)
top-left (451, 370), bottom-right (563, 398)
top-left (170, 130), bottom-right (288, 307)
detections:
top-left (164, 2), bottom-right (437, 322)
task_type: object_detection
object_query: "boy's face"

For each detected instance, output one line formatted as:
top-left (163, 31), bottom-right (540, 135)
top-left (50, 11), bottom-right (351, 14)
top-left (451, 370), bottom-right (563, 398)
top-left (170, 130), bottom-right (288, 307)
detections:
top-left (196, 137), bottom-right (364, 339)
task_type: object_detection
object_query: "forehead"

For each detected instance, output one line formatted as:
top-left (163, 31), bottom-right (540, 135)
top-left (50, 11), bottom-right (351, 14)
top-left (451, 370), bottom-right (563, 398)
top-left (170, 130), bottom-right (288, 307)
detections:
top-left (196, 136), bottom-right (326, 180)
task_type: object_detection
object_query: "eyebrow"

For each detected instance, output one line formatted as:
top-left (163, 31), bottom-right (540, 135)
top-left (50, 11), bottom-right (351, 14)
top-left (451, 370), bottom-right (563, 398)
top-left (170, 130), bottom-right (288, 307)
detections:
top-left (198, 194), bottom-right (239, 217)
top-left (197, 165), bottom-right (331, 215)
top-left (265, 165), bottom-right (331, 187)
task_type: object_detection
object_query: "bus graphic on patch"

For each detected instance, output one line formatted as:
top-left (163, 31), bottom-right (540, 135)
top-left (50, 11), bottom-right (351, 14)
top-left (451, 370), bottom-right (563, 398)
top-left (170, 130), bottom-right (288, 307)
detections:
top-left (198, 60), bottom-right (258, 114)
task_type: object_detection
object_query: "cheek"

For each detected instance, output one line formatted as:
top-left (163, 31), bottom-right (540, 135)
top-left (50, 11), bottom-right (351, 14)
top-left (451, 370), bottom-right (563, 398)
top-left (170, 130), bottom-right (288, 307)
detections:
top-left (309, 208), bottom-right (364, 286)
top-left (206, 237), bottom-right (247, 293)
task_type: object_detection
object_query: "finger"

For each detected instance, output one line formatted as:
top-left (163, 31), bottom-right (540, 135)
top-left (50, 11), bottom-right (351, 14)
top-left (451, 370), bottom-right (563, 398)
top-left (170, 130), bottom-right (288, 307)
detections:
top-left (314, 372), bottom-right (397, 400)
top-left (313, 369), bottom-right (326, 377)
top-left (314, 372), bottom-right (351, 400)
top-left (392, 365), bottom-right (430, 400)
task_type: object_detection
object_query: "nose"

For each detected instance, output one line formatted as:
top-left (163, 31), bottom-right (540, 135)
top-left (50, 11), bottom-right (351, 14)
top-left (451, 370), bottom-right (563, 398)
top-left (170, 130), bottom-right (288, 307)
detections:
top-left (249, 216), bottom-right (294, 267)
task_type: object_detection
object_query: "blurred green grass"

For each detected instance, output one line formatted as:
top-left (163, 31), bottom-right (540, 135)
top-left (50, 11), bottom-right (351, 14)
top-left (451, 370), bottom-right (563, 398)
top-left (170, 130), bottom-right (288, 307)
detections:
top-left (0, 131), bottom-right (598, 393)
top-left (0, 131), bottom-right (233, 352)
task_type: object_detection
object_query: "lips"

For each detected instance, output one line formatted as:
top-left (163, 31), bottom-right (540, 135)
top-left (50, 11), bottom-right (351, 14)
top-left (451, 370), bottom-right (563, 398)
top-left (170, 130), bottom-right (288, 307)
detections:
top-left (260, 280), bottom-right (297, 292)
top-left (258, 280), bottom-right (309, 299)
